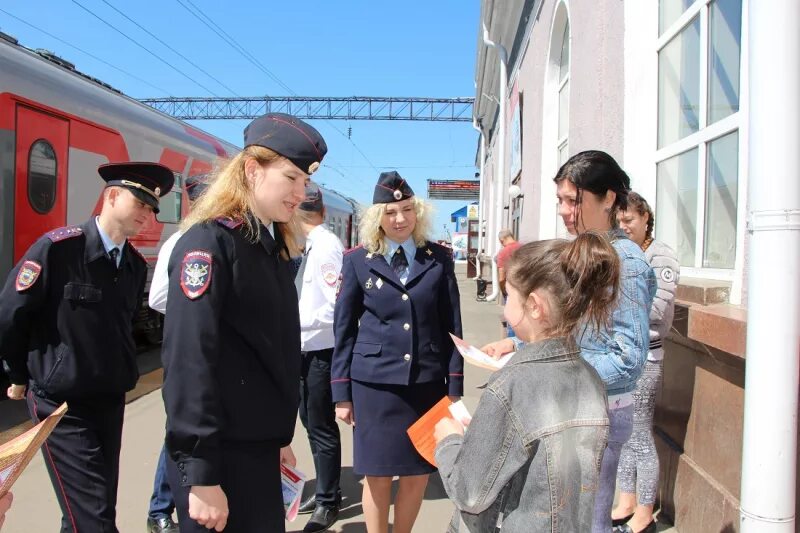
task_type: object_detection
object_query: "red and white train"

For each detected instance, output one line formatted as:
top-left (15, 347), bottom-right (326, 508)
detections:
top-left (0, 32), bottom-right (359, 350)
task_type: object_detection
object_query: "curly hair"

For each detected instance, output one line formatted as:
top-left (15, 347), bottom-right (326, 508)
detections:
top-left (358, 197), bottom-right (434, 255)
top-left (625, 191), bottom-right (655, 241)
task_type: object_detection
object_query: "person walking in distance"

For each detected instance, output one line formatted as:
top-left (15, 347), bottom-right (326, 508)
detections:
top-left (294, 182), bottom-right (344, 532)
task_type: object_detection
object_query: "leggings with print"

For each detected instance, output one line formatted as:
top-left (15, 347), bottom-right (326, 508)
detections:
top-left (616, 359), bottom-right (663, 505)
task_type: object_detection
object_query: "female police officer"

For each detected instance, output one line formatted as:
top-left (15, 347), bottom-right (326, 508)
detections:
top-left (160, 113), bottom-right (326, 532)
top-left (332, 171), bottom-right (463, 533)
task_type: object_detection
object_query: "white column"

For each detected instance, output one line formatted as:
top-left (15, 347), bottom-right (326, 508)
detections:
top-left (739, 1), bottom-right (800, 531)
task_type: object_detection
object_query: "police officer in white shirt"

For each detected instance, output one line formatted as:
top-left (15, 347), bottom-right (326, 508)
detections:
top-left (145, 174), bottom-right (208, 533)
top-left (295, 182), bottom-right (344, 533)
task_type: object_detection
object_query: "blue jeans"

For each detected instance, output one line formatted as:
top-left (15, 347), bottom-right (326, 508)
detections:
top-left (148, 444), bottom-right (175, 519)
top-left (592, 404), bottom-right (634, 533)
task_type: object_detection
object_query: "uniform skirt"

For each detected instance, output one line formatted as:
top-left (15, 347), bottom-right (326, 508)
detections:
top-left (351, 379), bottom-right (446, 477)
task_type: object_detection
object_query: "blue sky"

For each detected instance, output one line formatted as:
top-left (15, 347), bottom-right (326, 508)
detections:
top-left (1, 1), bottom-right (480, 238)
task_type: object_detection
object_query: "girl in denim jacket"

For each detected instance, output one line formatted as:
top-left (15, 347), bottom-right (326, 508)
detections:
top-left (435, 232), bottom-right (621, 532)
top-left (482, 151), bottom-right (656, 532)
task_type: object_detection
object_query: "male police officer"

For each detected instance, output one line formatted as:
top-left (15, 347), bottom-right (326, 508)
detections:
top-left (0, 162), bottom-right (173, 533)
top-left (295, 183), bottom-right (343, 532)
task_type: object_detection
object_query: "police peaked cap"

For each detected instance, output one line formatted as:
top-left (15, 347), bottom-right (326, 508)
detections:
top-left (243, 113), bottom-right (328, 175)
top-left (299, 181), bottom-right (324, 213)
top-left (98, 162), bottom-right (174, 214)
top-left (185, 173), bottom-right (210, 202)
top-left (373, 171), bottom-right (414, 204)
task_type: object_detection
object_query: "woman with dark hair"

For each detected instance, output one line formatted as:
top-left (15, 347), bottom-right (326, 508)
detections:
top-left (483, 150), bottom-right (656, 533)
top-left (612, 192), bottom-right (679, 533)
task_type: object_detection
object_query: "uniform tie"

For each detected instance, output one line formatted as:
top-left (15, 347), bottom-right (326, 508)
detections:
top-left (391, 246), bottom-right (408, 279)
top-left (108, 248), bottom-right (120, 269)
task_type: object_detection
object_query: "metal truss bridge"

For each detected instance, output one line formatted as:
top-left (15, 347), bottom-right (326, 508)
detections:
top-left (138, 96), bottom-right (475, 122)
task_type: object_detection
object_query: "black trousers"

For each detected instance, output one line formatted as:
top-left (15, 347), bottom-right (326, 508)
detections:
top-left (167, 444), bottom-right (285, 532)
top-left (298, 348), bottom-right (341, 506)
top-left (27, 388), bottom-right (125, 533)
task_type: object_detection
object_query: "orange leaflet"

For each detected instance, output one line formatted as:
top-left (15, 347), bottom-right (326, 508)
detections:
top-left (406, 396), bottom-right (454, 467)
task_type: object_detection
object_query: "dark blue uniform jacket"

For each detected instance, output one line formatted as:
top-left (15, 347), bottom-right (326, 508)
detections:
top-left (331, 241), bottom-right (463, 402)
top-left (0, 219), bottom-right (146, 399)
top-left (161, 218), bottom-right (301, 487)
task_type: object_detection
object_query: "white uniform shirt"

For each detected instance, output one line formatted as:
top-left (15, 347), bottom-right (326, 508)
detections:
top-left (299, 224), bottom-right (344, 351)
top-left (149, 231), bottom-right (183, 314)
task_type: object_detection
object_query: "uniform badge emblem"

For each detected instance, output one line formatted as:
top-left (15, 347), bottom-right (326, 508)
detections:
top-left (393, 189), bottom-right (403, 200)
top-left (375, 278), bottom-right (383, 289)
top-left (308, 161), bottom-right (320, 174)
top-left (425, 248), bottom-right (433, 256)
top-left (321, 262), bottom-right (338, 287)
top-left (181, 250), bottom-right (213, 299)
top-left (15, 260), bottom-right (42, 292)
top-left (660, 267), bottom-right (675, 284)
top-left (365, 277), bottom-right (373, 290)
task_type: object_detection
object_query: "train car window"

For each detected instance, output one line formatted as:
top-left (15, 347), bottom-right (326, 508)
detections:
top-left (156, 173), bottom-right (183, 224)
top-left (27, 139), bottom-right (57, 214)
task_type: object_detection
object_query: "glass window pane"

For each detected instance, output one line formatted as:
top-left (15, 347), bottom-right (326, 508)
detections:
top-left (156, 191), bottom-right (182, 224)
top-left (558, 141), bottom-right (569, 165)
top-left (708, 0), bottom-right (742, 124)
top-left (558, 80), bottom-right (569, 139)
top-left (559, 22), bottom-right (570, 82)
top-left (656, 148), bottom-right (699, 266)
top-left (658, 16), bottom-right (700, 148)
top-left (660, 0), bottom-right (694, 35)
top-left (28, 140), bottom-right (57, 214)
top-left (703, 131), bottom-right (738, 268)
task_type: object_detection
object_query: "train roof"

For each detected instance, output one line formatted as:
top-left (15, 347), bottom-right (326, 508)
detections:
top-left (0, 32), bottom-right (239, 158)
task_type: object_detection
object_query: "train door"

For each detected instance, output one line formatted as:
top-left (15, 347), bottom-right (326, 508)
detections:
top-left (14, 105), bottom-right (69, 262)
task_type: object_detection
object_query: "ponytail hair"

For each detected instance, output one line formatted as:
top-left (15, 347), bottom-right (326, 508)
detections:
top-left (506, 232), bottom-right (620, 337)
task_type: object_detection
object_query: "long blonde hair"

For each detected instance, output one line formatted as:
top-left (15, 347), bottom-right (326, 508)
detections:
top-left (181, 145), bottom-right (301, 257)
top-left (358, 197), bottom-right (433, 255)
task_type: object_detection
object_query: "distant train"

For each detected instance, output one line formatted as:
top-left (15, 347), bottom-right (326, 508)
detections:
top-left (0, 31), bottom-right (360, 349)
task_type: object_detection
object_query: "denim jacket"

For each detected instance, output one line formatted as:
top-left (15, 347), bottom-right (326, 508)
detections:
top-left (435, 338), bottom-right (610, 532)
top-left (577, 229), bottom-right (656, 396)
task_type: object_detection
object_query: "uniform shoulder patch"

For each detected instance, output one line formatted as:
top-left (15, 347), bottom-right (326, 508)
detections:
top-left (344, 245), bottom-right (363, 256)
top-left (45, 226), bottom-right (83, 243)
top-left (180, 250), bottom-right (213, 299)
top-left (321, 262), bottom-right (339, 287)
top-left (215, 217), bottom-right (244, 230)
top-left (15, 260), bottom-right (42, 292)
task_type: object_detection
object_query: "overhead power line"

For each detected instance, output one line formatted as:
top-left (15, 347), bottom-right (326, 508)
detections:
top-left (0, 8), bottom-right (170, 95)
top-left (71, 0), bottom-right (219, 96)
top-left (98, 0), bottom-right (239, 95)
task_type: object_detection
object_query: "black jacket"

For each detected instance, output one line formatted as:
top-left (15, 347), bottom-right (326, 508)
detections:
top-left (161, 218), bottom-right (301, 487)
top-left (0, 219), bottom-right (147, 399)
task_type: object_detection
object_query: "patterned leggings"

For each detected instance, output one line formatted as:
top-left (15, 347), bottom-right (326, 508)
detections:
top-left (616, 359), bottom-right (663, 505)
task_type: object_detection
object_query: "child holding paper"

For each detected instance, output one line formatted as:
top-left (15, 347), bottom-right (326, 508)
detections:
top-left (434, 232), bottom-right (618, 532)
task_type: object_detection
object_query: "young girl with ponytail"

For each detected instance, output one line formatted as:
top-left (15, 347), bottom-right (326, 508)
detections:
top-left (433, 232), bottom-right (621, 532)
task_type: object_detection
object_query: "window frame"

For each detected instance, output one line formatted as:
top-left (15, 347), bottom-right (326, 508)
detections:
top-left (27, 138), bottom-right (58, 215)
top-left (654, 0), bottom-right (747, 283)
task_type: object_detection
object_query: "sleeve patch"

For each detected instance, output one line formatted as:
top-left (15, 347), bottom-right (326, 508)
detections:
top-left (180, 250), bottom-right (213, 299)
top-left (660, 267), bottom-right (675, 284)
top-left (321, 262), bottom-right (339, 286)
top-left (15, 260), bottom-right (42, 292)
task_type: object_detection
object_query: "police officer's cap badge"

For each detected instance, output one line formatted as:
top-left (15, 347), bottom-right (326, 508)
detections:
top-left (15, 260), bottom-right (42, 292)
top-left (181, 250), bottom-right (213, 299)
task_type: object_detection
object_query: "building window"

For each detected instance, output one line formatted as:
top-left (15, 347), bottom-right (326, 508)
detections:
top-left (557, 21), bottom-right (570, 164)
top-left (156, 173), bottom-right (183, 224)
top-left (28, 139), bottom-right (58, 214)
top-left (655, 0), bottom-right (742, 271)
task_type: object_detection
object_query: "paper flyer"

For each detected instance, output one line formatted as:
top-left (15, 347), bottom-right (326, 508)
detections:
top-left (449, 333), bottom-right (513, 371)
top-left (0, 402), bottom-right (68, 498)
top-left (407, 397), bottom-right (471, 467)
top-left (280, 463), bottom-right (306, 522)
